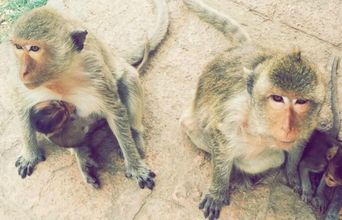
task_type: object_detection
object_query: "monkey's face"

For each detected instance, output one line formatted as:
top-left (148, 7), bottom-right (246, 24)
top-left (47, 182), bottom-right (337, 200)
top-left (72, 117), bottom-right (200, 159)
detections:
top-left (251, 51), bottom-right (325, 150)
top-left (325, 146), bottom-right (342, 187)
top-left (10, 39), bottom-right (53, 89)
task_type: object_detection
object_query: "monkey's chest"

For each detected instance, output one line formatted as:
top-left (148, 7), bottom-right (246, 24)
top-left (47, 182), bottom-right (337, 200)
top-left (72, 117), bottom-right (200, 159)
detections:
top-left (27, 85), bottom-right (103, 117)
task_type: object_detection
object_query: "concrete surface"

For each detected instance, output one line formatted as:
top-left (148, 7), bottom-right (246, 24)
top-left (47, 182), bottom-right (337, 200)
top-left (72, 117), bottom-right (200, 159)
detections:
top-left (0, 0), bottom-right (342, 219)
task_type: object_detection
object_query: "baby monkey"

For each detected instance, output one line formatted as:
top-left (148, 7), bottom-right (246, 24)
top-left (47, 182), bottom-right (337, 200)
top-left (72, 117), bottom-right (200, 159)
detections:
top-left (300, 57), bottom-right (342, 213)
top-left (29, 100), bottom-right (106, 188)
top-left (299, 130), bottom-right (342, 213)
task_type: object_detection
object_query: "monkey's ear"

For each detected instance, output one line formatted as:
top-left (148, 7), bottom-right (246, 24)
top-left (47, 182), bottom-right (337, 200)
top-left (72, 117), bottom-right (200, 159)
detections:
top-left (71, 30), bottom-right (88, 51)
top-left (245, 67), bottom-right (254, 95)
top-left (327, 146), bottom-right (338, 160)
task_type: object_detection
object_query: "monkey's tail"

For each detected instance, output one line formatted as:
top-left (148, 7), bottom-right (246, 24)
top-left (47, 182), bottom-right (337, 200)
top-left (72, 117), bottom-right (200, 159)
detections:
top-left (329, 56), bottom-right (340, 138)
top-left (183, 0), bottom-right (250, 44)
top-left (128, 0), bottom-right (169, 67)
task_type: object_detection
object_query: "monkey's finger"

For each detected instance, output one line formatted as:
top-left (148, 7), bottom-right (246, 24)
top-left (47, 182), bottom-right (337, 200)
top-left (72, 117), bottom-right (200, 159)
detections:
top-left (27, 165), bottom-right (33, 176)
top-left (208, 203), bottom-right (216, 220)
top-left (145, 178), bottom-right (155, 190)
top-left (214, 207), bottom-right (220, 219)
top-left (19, 166), bottom-right (27, 178)
top-left (199, 197), bottom-right (208, 209)
top-left (138, 178), bottom-right (145, 189)
top-left (203, 198), bottom-right (212, 218)
top-left (15, 157), bottom-right (22, 167)
top-left (149, 171), bottom-right (156, 178)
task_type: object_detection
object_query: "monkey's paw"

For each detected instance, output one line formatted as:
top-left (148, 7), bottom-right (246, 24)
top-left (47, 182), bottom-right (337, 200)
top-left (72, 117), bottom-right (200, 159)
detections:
top-left (125, 166), bottom-right (156, 190)
top-left (301, 189), bottom-right (313, 203)
top-left (80, 157), bottom-right (100, 189)
top-left (312, 195), bottom-right (328, 213)
top-left (199, 193), bottom-right (229, 220)
top-left (15, 150), bottom-right (45, 178)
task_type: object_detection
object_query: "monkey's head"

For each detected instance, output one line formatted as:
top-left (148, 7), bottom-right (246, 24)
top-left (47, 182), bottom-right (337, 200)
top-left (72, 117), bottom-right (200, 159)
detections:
top-left (247, 50), bottom-right (326, 150)
top-left (10, 7), bottom-right (88, 89)
top-left (30, 100), bottom-right (76, 136)
top-left (325, 145), bottom-right (342, 187)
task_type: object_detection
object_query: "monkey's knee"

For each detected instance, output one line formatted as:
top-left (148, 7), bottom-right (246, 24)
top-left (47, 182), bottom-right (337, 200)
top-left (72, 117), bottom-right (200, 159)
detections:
top-left (180, 111), bottom-right (209, 153)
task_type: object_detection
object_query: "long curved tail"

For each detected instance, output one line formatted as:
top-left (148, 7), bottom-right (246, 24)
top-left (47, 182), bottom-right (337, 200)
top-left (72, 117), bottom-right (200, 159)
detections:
top-left (128, 0), bottom-right (169, 66)
top-left (329, 56), bottom-right (340, 138)
top-left (183, 0), bottom-right (250, 44)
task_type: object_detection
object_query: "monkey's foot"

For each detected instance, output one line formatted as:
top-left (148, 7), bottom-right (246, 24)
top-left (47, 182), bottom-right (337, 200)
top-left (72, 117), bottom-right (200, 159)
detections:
top-left (301, 189), bottom-right (313, 203)
top-left (79, 157), bottom-right (100, 189)
top-left (15, 150), bottom-right (45, 178)
top-left (312, 195), bottom-right (328, 213)
top-left (199, 194), bottom-right (229, 220)
top-left (125, 166), bottom-right (156, 190)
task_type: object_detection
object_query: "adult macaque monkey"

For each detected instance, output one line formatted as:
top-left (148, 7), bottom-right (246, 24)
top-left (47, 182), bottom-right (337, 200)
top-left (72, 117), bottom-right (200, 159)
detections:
top-left (9, 0), bottom-right (168, 190)
top-left (181, 0), bottom-right (327, 219)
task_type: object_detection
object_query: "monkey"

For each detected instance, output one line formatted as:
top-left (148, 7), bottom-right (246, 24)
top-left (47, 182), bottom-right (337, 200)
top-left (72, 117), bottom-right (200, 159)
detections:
top-left (299, 131), bottom-right (342, 211)
top-left (8, 0), bottom-right (169, 190)
top-left (181, 0), bottom-right (327, 219)
top-left (298, 57), bottom-right (340, 211)
top-left (325, 186), bottom-right (342, 220)
top-left (29, 100), bottom-right (112, 188)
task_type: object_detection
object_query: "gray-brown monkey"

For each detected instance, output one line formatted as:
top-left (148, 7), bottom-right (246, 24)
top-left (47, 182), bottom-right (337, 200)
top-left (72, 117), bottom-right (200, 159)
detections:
top-left (181, 0), bottom-right (327, 219)
top-left (9, 0), bottom-right (168, 190)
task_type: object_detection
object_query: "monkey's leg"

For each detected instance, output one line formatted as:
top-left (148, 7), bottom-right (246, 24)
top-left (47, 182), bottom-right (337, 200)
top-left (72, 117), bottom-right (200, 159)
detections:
top-left (72, 146), bottom-right (100, 189)
top-left (180, 109), bottom-right (210, 152)
top-left (324, 186), bottom-right (342, 220)
top-left (15, 110), bottom-right (45, 178)
top-left (118, 69), bottom-right (145, 158)
top-left (285, 145), bottom-right (306, 194)
top-left (104, 93), bottom-right (155, 190)
top-left (312, 176), bottom-right (329, 213)
top-left (299, 162), bottom-right (314, 203)
top-left (199, 132), bottom-right (231, 220)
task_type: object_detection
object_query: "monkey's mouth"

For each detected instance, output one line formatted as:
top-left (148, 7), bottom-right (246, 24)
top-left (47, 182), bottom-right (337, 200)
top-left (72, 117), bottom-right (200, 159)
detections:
top-left (24, 82), bottom-right (39, 89)
top-left (275, 139), bottom-right (295, 150)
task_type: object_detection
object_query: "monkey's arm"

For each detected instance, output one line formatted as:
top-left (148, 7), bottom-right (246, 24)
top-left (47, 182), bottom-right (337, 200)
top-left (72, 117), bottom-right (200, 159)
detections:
top-left (199, 130), bottom-right (231, 220)
top-left (15, 108), bottom-right (45, 178)
top-left (285, 143), bottom-right (306, 193)
top-left (299, 161), bottom-right (314, 203)
top-left (312, 175), bottom-right (329, 213)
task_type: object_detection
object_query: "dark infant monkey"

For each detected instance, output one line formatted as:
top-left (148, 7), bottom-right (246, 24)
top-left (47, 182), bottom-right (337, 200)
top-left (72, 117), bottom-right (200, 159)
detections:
top-left (30, 100), bottom-right (107, 188)
top-left (299, 57), bottom-right (341, 213)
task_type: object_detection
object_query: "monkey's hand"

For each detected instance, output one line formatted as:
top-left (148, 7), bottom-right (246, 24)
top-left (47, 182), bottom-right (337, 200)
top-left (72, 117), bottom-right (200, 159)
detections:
top-left (15, 149), bottom-right (45, 178)
top-left (199, 193), bottom-right (229, 220)
top-left (125, 165), bottom-right (156, 190)
top-left (301, 188), bottom-right (314, 203)
top-left (312, 195), bottom-right (328, 213)
top-left (285, 167), bottom-right (302, 194)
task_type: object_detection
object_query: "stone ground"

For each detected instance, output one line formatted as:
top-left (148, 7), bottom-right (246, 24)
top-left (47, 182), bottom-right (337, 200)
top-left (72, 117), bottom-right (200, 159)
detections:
top-left (0, 0), bottom-right (342, 219)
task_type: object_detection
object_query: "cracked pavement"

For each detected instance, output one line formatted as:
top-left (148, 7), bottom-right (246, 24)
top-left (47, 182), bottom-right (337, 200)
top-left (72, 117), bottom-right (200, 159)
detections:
top-left (0, 0), bottom-right (341, 219)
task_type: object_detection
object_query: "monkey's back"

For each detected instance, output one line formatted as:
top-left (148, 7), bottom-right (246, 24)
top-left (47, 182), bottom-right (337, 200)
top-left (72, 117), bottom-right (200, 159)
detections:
top-left (193, 44), bottom-right (273, 121)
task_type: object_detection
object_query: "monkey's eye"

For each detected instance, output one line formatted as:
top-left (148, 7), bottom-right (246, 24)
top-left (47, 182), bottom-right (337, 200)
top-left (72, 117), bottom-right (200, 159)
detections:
top-left (295, 99), bottom-right (308, 105)
top-left (271, 95), bottom-right (284, 103)
top-left (15, 44), bottom-right (23, 50)
top-left (30, 46), bottom-right (40, 52)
